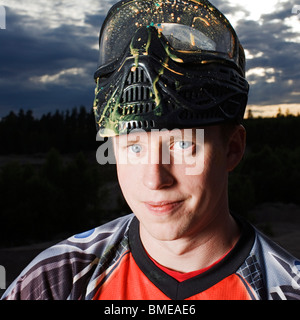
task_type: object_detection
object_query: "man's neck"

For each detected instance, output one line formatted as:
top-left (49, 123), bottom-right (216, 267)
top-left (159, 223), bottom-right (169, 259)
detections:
top-left (139, 211), bottom-right (240, 273)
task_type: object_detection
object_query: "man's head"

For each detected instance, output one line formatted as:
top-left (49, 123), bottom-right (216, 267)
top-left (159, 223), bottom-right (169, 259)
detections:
top-left (93, 0), bottom-right (248, 241)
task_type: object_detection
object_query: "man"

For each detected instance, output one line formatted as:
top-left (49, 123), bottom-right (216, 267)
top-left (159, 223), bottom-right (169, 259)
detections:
top-left (2, 0), bottom-right (300, 300)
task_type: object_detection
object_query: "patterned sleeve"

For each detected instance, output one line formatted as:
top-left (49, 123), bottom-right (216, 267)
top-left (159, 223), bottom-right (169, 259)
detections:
top-left (1, 214), bottom-right (134, 300)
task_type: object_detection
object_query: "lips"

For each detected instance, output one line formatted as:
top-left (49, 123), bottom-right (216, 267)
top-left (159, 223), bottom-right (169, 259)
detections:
top-left (143, 200), bottom-right (184, 214)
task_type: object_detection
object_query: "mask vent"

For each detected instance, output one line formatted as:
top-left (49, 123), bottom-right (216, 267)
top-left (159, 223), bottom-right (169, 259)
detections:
top-left (119, 66), bottom-right (156, 115)
top-left (118, 120), bottom-right (155, 131)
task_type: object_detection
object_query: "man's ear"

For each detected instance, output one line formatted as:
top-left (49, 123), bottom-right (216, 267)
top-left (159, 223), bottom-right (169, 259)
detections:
top-left (226, 125), bottom-right (246, 172)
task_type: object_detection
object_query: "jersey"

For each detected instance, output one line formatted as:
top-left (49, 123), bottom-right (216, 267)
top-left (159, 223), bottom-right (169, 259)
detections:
top-left (2, 214), bottom-right (300, 300)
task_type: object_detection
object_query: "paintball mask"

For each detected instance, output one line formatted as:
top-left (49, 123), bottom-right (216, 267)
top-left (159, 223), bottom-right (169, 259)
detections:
top-left (93, 0), bottom-right (249, 137)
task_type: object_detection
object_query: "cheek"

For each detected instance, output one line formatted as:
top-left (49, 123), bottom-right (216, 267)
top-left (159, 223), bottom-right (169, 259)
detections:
top-left (193, 147), bottom-right (227, 194)
top-left (116, 164), bottom-right (139, 204)
top-left (205, 140), bottom-right (227, 171)
top-left (116, 164), bottom-right (129, 192)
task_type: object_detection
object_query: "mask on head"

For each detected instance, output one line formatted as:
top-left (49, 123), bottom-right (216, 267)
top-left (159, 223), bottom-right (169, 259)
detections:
top-left (93, 0), bottom-right (249, 137)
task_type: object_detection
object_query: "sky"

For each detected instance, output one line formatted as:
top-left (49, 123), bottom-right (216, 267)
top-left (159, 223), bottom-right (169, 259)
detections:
top-left (0, 0), bottom-right (300, 119)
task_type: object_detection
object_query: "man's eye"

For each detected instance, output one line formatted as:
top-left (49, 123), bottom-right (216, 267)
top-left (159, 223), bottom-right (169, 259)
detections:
top-left (173, 141), bottom-right (193, 150)
top-left (129, 144), bottom-right (142, 153)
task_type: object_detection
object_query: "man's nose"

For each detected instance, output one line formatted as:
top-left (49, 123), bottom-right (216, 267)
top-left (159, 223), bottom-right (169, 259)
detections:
top-left (142, 162), bottom-right (174, 190)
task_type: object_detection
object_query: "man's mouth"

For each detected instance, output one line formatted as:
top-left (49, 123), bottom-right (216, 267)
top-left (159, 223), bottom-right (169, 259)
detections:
top-left (143, 200), bottom-right (184, 214)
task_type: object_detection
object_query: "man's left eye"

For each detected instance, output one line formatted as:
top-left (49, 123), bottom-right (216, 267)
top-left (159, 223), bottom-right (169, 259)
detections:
top-left (173, 141), bottom-right (193, 150)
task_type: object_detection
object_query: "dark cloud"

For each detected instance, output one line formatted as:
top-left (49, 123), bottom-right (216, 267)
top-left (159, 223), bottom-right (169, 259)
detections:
top-left (0, 6), bottom-right (105, 118)
top-left (210, 0), bottom-right (250, 18)
top-left (235, 6), bottom-right (300, 105)
top-left (261, 0), bottom-right (299, 21)
top-left (210, 0), bottom-right (300, 107)
top-left (85, 12), bottom-right (105, 29)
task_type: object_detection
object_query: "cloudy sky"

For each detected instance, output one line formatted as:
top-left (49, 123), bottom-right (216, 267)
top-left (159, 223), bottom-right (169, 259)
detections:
top-left (0, 0), bottom-right (300, 118)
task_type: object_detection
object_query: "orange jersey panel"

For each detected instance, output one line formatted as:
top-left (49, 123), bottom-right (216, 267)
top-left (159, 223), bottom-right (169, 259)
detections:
top-left (93, 252), bottom-right (169, 300)
top-left (186, 274), bottom-right (253, 300)
top-left (94, 251), bottom-right (253, 300)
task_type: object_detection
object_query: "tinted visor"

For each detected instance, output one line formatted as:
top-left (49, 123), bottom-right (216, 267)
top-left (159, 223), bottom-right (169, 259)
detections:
top-left (98, 0), bottom-right (239, 67)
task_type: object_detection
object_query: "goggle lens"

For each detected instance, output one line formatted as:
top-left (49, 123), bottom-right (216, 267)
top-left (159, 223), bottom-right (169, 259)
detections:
top-left (98, 0), bottom-right (237, 66)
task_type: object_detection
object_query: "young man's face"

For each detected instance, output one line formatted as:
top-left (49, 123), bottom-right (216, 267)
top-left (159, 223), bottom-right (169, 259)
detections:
top-left (113, 125), bottom-right (242, 242)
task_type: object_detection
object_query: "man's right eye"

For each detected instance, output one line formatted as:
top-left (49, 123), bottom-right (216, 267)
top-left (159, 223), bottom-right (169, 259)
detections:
top-left (129, 144), bottom-right (142, 153)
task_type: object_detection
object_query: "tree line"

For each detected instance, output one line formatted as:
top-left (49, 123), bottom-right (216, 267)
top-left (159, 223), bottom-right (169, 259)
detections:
top-left (0, 107), bottom-right (299, 154)
top-left (0, 106), bottom-right (97, 154)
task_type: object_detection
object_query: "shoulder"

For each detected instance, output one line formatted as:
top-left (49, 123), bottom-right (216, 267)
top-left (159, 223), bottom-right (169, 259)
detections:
top-left (252, 227), bottom-right (300, 299)
top-left (63, 213), bottom-right (134, 254)
top-left (233, 214), bottom-right (300, 300)
top-left (2, 214), bottom-right (134, 300)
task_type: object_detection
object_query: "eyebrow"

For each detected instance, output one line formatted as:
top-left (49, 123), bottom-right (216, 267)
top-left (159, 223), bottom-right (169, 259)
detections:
top-left (126, 136), bottom-right (142, 144)
top-left (117, 135), bottom-right (142, 146)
